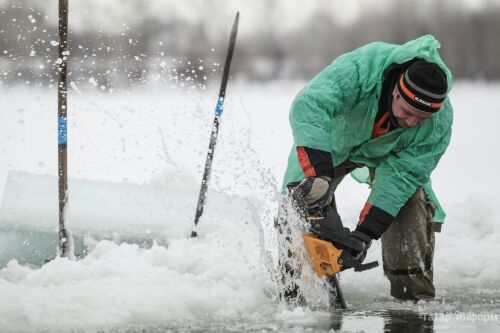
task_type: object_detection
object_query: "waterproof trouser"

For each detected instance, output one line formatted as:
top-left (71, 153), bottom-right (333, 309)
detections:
top-left (331, 162), bottom-right (438, 301)
top-left (381, 187), bottom-right (438, 301)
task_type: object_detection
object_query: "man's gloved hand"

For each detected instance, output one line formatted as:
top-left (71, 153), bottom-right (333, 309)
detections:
top-left (290, 176), bottom-right (333, 211)
top-left (348, 230), bottom-right (372, 264)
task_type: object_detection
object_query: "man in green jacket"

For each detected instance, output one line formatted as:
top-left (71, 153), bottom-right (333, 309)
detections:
top-left (282, 35), bottom-right (453, 301)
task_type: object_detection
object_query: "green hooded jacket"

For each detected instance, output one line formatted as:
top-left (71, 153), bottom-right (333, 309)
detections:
top-left (282, 35), bottom-right (453, 223)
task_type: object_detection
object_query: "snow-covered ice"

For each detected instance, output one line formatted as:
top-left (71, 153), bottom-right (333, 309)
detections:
top-left (0, 81), bottom-right (499, 332)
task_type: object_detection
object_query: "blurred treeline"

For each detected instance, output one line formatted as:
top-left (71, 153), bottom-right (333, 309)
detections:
top-left (1, 1), bottom-right (499, 90)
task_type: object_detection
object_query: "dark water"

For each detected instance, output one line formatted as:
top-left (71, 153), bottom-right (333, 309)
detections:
top-left (86, 308), bottom-right (500, 333)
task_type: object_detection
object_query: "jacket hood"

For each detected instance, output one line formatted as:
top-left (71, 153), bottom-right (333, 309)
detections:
top-left (381, 35), bottom-right (453, 94)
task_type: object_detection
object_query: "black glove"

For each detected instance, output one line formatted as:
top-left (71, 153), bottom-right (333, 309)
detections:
top-left (348, 230), bottom-right (372, 264)
top-left (289, 176), bottom-right (333, 212)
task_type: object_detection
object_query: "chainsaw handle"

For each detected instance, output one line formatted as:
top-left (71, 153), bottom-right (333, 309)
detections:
top-left (353, 260), bottom-right (379, 272)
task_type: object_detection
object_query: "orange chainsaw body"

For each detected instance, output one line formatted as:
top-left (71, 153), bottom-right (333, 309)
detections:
top-left (302, 235), bottom-right (344, 277)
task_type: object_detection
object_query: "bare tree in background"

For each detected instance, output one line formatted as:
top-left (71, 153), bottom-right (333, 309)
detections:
top-left (1, 0), bottom-right (500, 86)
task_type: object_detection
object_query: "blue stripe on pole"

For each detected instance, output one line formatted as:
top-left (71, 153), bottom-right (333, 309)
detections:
top-left (215, 97), bottom-right (224, 118)
top-left (58, 116), bottom-right (67, 144)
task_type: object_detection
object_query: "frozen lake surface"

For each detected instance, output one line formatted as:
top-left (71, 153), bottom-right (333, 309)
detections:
top-left (1, 81), bottom-right (499, 332)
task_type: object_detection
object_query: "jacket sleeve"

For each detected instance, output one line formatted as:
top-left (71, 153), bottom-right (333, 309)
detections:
top-left (296, 146), bottom-right (335, 178)
top-left (289, 56), bottom-right (362, 152)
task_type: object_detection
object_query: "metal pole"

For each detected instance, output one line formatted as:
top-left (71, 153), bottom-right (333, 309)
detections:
top-left (58, 0), bottom-right (70, 257)
top-left (191, 12), bottom-right (239, 237)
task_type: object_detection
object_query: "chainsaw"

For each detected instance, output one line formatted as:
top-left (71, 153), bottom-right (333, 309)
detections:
top-left (290, 190), bottom-right (379, 309)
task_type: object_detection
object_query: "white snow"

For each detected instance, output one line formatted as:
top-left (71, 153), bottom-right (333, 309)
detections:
top-left (0, 81), bottom-right (499, 331)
